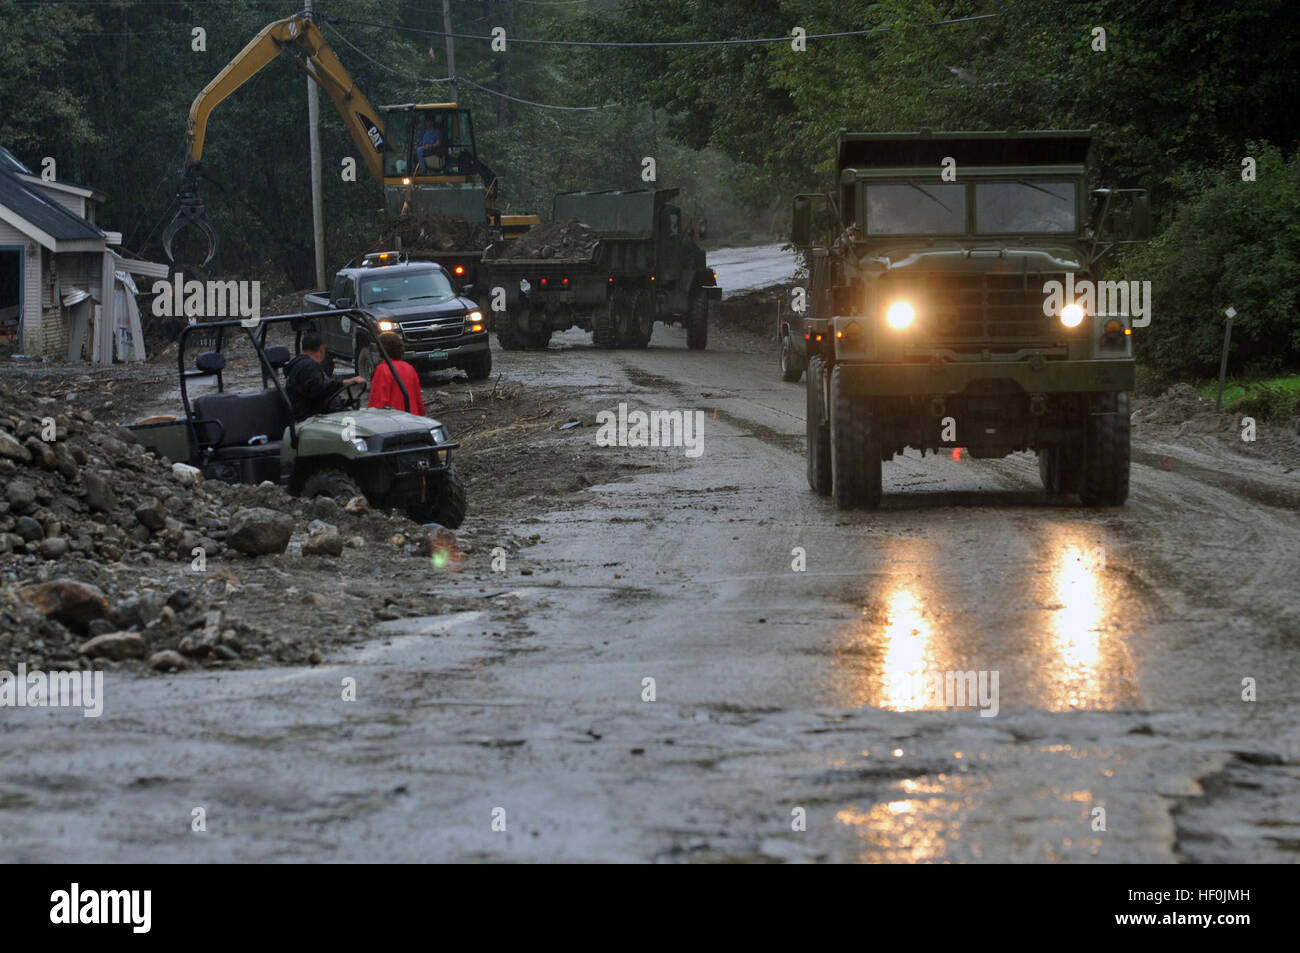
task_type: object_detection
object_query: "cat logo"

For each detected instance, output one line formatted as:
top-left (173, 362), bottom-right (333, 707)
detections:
top-left (358, 114), bottom-right (385, 152)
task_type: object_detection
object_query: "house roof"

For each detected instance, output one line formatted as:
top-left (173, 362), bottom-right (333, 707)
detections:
top-left (0, 154), bottom-right (106, 248)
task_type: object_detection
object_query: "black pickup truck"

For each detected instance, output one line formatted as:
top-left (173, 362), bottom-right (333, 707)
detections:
top-left (304, 252), bottom-right (491, 381)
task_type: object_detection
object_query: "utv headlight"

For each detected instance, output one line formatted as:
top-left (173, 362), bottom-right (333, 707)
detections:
top-left (352, 437), bottom-right (369, 452)
top-left (1060, 303), bottom-right (1085, 328)
top-left (430, 426), bottom-right (448, 444)
top-left (886, 301), bottom-right (915, 329)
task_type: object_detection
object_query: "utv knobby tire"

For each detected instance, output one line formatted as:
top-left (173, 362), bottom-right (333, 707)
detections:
top-left (1079, 391), bottom-right (1130, 506)
top-left (780, 334), bottom-right (803, 382)
top-left (806, 357), bottom-right (831, 496)
top-left (686, 292), bottom-right (709, 351)
top-left (301, 468), bottom-right (364, 504)
top-left (829, 365), bottom-right (882, 509)
top-left (407, 464), bottom-right (467, 529)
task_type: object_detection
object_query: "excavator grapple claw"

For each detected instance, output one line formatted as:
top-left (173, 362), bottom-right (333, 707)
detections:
top-left (162, 184), bottom-right (219, 267)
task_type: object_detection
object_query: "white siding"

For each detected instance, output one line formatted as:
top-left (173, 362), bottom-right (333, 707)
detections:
top-left (0, 220), bottom-right (41, 353)
top-left (39, 189), bottom-right (86, 220)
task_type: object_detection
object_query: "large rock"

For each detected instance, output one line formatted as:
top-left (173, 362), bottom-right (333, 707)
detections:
top-left (24, 437), bottom-right (55, 470)
top-left (5, 478), bottom-right (36, 509)
top-left (111, 592), bottom-right (164, 630)
top-left (20, 578), bottom-right (109, 632)
top-left (227, 507), bottom-right (294, 555)
top-left (83, 470), bottom-right (117, 512)
top-left (78, 632), bottom-right (147, 660)
top-left (302, 521), bottom-right (344, 557)
top-left (0, 429), bottom-right (30, 463)
top-left (134, 497), bottom-right (168, 532)
top-left (148, 650), bottom-right (187, 672)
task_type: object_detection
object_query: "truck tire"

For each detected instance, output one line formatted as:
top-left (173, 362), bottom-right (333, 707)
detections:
top-left (780, 333), bottom-right (803, 382)
top-left (462, 349), bottom-right (492, 381)
top-left (496, 309), bottom-right (527, 351)
top-left (687, 292), bottom-right (709, 351)
top-left (1038, 437), bottom-right (1082, 496)
top-left (1079, 392), bottom-right (1130, 506)
top-left (593, 289), bottom-right (626, 349)
top-left (525, 326), bottom-right (552, 350)
top-left (830, 364), bottom-right (882, 509)
top-left (355, 344), bottom-right (378, 383)
top-left (300, 468), bottom-right (363, 504)
top-left (806, 357), bottom-right (831, 496)
top-left (625, 289), bottom-right (654, 348)
top-left (407, 464), bottom-right (467, 528)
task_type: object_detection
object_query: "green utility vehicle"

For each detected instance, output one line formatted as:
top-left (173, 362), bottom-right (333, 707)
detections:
top-left (127, 312), bottom-right (466, 527)
top-left (792, 129), bottom-right (1150, 508)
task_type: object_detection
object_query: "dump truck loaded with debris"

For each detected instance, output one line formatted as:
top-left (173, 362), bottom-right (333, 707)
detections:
top-left (478, 189), bottom-right (720, 351)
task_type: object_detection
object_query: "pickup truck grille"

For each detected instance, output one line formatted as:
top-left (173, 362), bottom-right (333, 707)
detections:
top-left (402, 317), bottom-right (465, 344)
top-left (881, 272), bottom-right (1068, 345)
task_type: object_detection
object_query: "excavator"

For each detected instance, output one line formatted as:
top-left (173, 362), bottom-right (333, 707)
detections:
top-left (162, 13), bottom-right (538, 267)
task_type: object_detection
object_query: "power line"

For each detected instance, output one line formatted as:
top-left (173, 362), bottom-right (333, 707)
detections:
top-left (325, 22), bottom-right (606, 111)
top-left (457, 75), bottom-right (607, 112)
top-left (324, 12), bottom-right (1001, 48)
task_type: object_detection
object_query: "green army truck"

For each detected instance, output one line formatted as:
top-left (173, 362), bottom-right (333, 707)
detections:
top-left (480, 188), bottom-right (720, 351)
top-left (792, 129), bottom-right (1150, 508)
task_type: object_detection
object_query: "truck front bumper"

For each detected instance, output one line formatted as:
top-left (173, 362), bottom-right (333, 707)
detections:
top-left (407, 336), bottom-right (489, 367)
top-left (836, 359), bottom-right (1135, 396)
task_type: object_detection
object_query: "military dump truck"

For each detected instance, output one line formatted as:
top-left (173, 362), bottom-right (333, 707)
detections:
top-left (792, 129), bottom-right (1150, 508)
top-left (478, 188), bottom-right (720, 351)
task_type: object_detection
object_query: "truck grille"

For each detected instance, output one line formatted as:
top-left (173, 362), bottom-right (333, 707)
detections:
top-left (881, 272), bottom-right (1068, 345)
top-left (402, 317), bottom-right (465, 344)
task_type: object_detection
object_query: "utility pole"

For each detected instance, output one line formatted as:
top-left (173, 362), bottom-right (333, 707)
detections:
top-left (442, 0), bottom-right (457, 104)
top-left (305, 0), bottom-right (325, 290)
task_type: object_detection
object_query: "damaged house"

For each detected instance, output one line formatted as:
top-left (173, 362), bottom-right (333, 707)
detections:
top-left (0, 147), bottom-right (166, 361)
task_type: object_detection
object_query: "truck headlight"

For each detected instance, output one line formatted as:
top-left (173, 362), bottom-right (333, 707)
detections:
top-left (1060, 303), bottom-right (1085, 327)
top-left (430, 426), bottom-right (448, 444)
top-left (377, 320), bottom-right (397, 332)
top-left (886, 301), bottom-right (915, 329)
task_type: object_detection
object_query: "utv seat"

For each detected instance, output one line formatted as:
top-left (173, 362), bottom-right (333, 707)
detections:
top-left (192, 388), bottom-right (292, 460)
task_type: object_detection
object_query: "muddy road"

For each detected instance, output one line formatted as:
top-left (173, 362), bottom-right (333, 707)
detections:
top-left (3, 314), bottom-right (1299, 863)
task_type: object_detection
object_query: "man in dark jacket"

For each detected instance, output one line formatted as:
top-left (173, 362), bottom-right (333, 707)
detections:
top-left (284, 332), bottom-right (365, 421)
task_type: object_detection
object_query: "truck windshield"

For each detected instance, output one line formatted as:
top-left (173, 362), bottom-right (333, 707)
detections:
top-left (359, 270), bottom-right (456, 306)
top-left (975, 181), bottom-right (1076, 233)
top-left (865, 183), bottom-right (966, 234)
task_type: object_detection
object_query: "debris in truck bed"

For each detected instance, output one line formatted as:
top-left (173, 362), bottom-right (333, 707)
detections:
top-left (488, 218), bottom-right (600, 261)
top-left (377, 212), bottom-right (488, 253)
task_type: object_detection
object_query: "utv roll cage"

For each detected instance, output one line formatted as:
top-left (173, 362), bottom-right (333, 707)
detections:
top-left (176, 309), bottom-right (413, 459)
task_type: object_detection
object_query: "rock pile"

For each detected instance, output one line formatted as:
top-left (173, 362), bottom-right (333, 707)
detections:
top-left (489, 219), bottom-right (600, 261)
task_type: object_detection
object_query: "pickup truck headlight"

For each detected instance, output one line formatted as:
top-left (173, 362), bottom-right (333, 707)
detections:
top-left (886, 301), bottom-right (916, 329)
top-left (377, 320), bottom-right (397, 332)
top-left (467, 311), bottom-right (484, 333)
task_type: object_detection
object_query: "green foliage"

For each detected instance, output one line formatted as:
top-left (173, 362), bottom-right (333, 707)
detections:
top-left (1121, 144), bottom-right (1300, 380)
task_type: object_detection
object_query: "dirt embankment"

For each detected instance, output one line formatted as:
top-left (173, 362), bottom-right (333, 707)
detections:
top-left (0, 368), bottom-right (608, 678)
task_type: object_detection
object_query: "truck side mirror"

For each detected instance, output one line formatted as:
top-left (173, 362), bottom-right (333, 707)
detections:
top-left (1131, 194), bottom-right (1153, 240)
top-left (334, 297), bottom-right (352, 309)
top-left (791, 196), bottom-right (812, 248)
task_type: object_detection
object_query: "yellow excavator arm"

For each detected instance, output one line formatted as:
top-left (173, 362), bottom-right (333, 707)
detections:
top-left (184, 16), bottom-right (388, 182)
top-left (165, 15), bottom-right (389, 264)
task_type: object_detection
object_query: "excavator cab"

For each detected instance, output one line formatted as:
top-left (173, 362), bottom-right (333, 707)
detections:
top-left (382, 104), bottom-right (496, 222)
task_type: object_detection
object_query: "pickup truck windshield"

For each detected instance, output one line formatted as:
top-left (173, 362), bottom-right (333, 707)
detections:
top-left (359, 270), bottom-right (457, 306)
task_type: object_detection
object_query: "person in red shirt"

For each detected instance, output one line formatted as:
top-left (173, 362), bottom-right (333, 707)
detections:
top-left (367, 332), bottom-right (426, 416)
